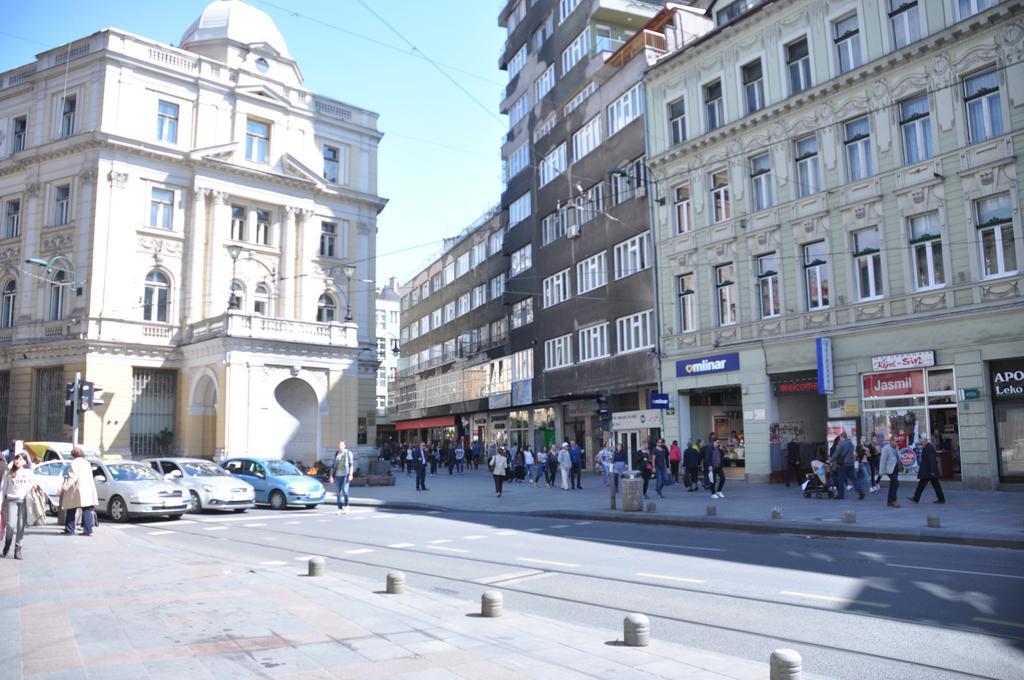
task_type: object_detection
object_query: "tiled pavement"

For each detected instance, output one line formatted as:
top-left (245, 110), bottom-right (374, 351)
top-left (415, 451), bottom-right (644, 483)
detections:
top-left (0, 521), bottom-right (819, 680)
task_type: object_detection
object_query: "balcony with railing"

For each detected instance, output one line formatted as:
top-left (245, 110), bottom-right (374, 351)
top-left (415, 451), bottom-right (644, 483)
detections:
top-left (188, 312), bottom-right (358, 348)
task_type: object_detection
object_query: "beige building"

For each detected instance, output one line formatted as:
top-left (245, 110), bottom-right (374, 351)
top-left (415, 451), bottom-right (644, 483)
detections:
top-left (0, 0), bottom-right (386, 464)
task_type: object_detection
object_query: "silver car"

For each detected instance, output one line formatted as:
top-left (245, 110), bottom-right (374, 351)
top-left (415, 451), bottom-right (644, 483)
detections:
top-left (32, 460), bottom-right (70, 513)
top-left (144, 457), bottom-right (255, 513)
top-left (91, 459), bottom-right (189, 522)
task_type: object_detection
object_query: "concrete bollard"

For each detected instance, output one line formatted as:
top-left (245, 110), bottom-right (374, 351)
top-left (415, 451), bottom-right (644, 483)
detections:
top-left (620, 478), bottom-right (643, 512)
top-left (481, 591), bottom-right (503, 618)
top-left (386, 571), bottom-right (406, 594)
top-left (623, 613), bottom-right (650, 647)
top-left (927, 515), bottom-right (941, 528)
top-left (706, 505), bottom-right (717, 516)
top-left (646, 502), bottom-right (656, 513)
top-left (842, 511), bottom-right (856, 524)
top-left (307, 556), bottom-right (325, 577)
top-left (771, 507), bottom-right (783, 520)
top-left (770, 648), bottom-right (802, 680)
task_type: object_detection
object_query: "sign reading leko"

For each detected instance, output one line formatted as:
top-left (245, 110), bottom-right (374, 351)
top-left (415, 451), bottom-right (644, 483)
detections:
top-left (871, 350), bottom-right (935, 371)
top-left (863, 370), bottom-right (925, 398)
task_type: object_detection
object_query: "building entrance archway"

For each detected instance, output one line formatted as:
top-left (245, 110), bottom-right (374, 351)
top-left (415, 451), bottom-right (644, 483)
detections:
top-left (273, 378), bottom-right (318, 463)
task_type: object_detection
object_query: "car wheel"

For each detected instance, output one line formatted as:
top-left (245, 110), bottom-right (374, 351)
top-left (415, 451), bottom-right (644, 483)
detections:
top-left (189, 491), bottom-right (203, 513)
top-left (269, 490), bottom-right (287, 510)
top-left (109, 496), bottom-right (129, 523)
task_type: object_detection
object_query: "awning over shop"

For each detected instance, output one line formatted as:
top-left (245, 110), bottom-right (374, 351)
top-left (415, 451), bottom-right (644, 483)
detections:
top-left (395, 416), bottom-right (456, 431)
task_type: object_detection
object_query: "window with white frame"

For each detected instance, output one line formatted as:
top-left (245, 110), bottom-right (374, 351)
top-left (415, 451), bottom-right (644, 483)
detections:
top-left (756, 253), bottom-right (781, 319)
top-left (899, 95), bottom-right (933, 164)
top-left (431, 273), bottom-right (442, 293)
top-left (576, 182), bottom-right (604, 225)
top-left (704, 80), bottom-right (724, 132)
top-left (231, 206), bottom-right (245, 241)
top-left (677, 273), bottom-right (696, 332)
top-left (456, 252), bottom-right (470, 277)
top-left (255, 209), bottom-right (270, 245)
top-left (844, 116), bottom-right (874, 181)
top-left (411, 288), bottom-right (420, 306)
top-left (3, 198), bottom-right (20, 239)
top-left (245, 118), bottom-right (270, 163)
top-left (964, 69), bottom-right (1003, 144)
top-left (786, 37), bottom-right (812, 95)
top-left (577, 251), bottom-right (606, 294)
top-left (668, 98), bottom-right (686, 146)
top-left (542, 269), bottom-right (571, 308)
top-left (443, 262), bottom-right (455, 285)
top-left (562, 27), bottom-right (590, 74)
top-left (421, 315), bottom-right (431, 334)
top-left (507, 143), bottom-right (529, 180)
top-left (319, 221), bottom-right (337, 257)
top-left (53, 184), bottom-right (71, 225)
top-left (534, 13), bottom-right (554, 50)
top-left (49, 270), bottom-right (66, 321)
top-left (509, 192), bottom-right (531, 226)
top-left (12, 116), bottom-right (27, 153)
top-left (534, 113), bottom-right (557, 143)
top-left (539, 143), bottom-right (566, 187)
top-left (59, 94), bottom-right (76, 138)
top-left (322, 144), bottom-right (347, 184)
top-left (156, 100), bottom-right (178, 143)
top-left (909, 212), bottom-right (945, 291)
top-left (613, 232), bottom-right (650, 280)
top-left (795, 135), bottom-right (821, 197)
top-left (542, 212), bottom-right (564, 246)
top-left (457, 293), bottom-right (471, 317)
top-left (742, 60), bottom-right (765, 114)
top-left (421, 282), bottom-right (430, 300)
top-left (506, 0), bottom-right (525, 33)
top-left (143, 271), bottom-right (170, 322)
top-left (833, 13), bottom-right (862, 75)
top-left (710, 170), bottom-right (731, 223)
top-left (976, 192), bottom-right (1017, 278)
top-left (616, 309), bottom-right (653, 354)
top-left (490, 273), bottom-right (505, 299)
top-left (889, 0), bottom-right (920, 49)
top-left (564, 81), bottom-right (596, 116)
top-left (511, 298), bottom-right (533, 328)
top-left (149, 188), bottom-right (174, 229)
top-left (471, 241), bottom-right (487, 267)
top-left (510, 244), bottom-right (532, 276)
top-left (509, 94), bottom-right (529, 127)
top-left (535, 64), bottom-right (556, 101)
top-left (1, 280), bottom-right (15, 329)
top-left (716, 0), bottom-right (756, 25)
top-left (444, 301), bottom-right (456, 323)
top-left (489, 230), bottom-right (503, 256)
top-left (803, 241), bottom-right (830, 310)
top-left (472, 283), bottom-right (487, 309)
top-left (253, 284), bottom-right (269, 316)
top-left (715, 264), bottom-right (737, 326)
top-left (750, 154), bottom-right (773, 211)
top-left (673, 184), bottom-right (691, 235)
top-left (508, 44), bottom-right (527, 79)
top-left (431, 308), bottom-right (442, 328)
top-left (544, 334), bottom-right (573, 370)
top-left (608, 83), bottom-right (643, 136)
top-left (853, 227), bottom-right (884, 300)
top-left (958, 0), bottom-right (995, 20)
top-left (578, 323), bottom-right (609, 362)
top-left (559, 0), bottom-right (582, 23)
top-left (572, 116), bottom-right (601, 162)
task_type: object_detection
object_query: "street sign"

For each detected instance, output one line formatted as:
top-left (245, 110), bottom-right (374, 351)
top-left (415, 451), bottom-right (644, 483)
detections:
top-left (665, 408), bottom-right (675, 416)
top-left (959, 388), bottom-right (980, 400)
top-left (648, 392), bottom-right (670, 409)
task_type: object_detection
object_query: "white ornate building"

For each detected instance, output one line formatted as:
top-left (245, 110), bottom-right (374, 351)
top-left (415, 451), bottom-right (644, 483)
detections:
top-left (0, 0), bottom-right (386, 463)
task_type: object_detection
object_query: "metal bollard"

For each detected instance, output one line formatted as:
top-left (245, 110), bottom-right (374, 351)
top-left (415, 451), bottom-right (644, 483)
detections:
top-left (842, 511), bottom-right (856, 524)
top-left (481, 591), bottom-right (503, 618)
top-left (307, 556), bottom-right (325, 577)
top-left (646, 502), bottom-right (656, 513)
top-left (386, 571), bottom-right (406, 594)
top-left (927, 515), bottom-right (941, 528)
top-left (771, 507), bottom-right (783, 520)
top-left (623, 613), bottom-right (650, 647)
top-left (706, 505), bottom-right (717, 516)
top-left (770, 648), bottom-right (802, 680)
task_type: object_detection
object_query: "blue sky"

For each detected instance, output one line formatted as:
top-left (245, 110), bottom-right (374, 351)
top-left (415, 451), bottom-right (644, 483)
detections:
top-left (0, 0), bottom-right (506, 291)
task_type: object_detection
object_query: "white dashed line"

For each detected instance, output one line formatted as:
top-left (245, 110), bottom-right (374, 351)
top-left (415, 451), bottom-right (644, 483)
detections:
top-left (203, 526), bottom-right (227, 531)
top-left (526, 528), bottom-right (543, 532)
top-left (549, 524), bottom-right (570, 529)
top-left (637, 572), bottom-right (705, 585)
top-left (259, 560), bottom-right (287, 566)
top-left (780, 591), bottom-right (889, 609)
top-left (887, 564), bottom-right (1024, 580)
top-left (573, 521), bottom-right (592, 526)
top-left (429, 545), bottom-right (469, 554)
top-left (387, 543), bottom-right (415, 548)
top-left (428, 539), bottom-right (452, 544)
top-left (517, 557), bottom-right (579, 568)
top-left (294, 555), bottom-right (319, 561)
top-left (494, 530), bottom-right (517, 536)
top-left (147, 530), bottom-right (174, 536)
top-left (475, 570), bottom-right (541, 585)
top-left (243, 523), bottom-right (267, 528)
top-left (286, 521), bottom-right (301, 525)
top-left (463, 535), bottom-right (488, 540)
top-left (426, 510), bottom-right (440, 515)
top-left (973, 617), bottom-right (1024, 629)
top-left (344, 548), bottom-right (374, 555)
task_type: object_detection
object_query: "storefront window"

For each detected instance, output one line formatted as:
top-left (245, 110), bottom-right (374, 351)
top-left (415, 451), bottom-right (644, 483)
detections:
top-left (508, 410), bottom-right (529, 449)
top-left (533, 407), bottom-right (556, 451)
top-left (992, 360), bottom-right (1024, 481)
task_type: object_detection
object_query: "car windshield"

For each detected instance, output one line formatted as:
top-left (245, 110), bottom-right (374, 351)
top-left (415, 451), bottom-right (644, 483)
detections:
top-left (265, 460), bottom-right (301, 476)
top-left (181, 461), bottom-right (231, 477)
top-left (108, 463), bottom-right (160, 482)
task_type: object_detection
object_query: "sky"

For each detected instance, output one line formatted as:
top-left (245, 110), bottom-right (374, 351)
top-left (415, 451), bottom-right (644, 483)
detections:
top-left (0, 0), bottom-right (507, 293)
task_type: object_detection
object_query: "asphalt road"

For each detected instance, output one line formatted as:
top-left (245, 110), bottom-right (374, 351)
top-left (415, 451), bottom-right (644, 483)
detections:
top-left (116, 504), bottom-right (1024, 680)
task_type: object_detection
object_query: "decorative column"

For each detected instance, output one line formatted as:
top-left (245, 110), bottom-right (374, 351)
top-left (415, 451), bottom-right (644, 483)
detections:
top-left (295, 208), bottom-right (317, 321)
top-left (279, 206), bottom-right (297, 319)
top-left (186, 188), bottom-right (210, 323)
top-left (206, 191), bottom-right (231, 318)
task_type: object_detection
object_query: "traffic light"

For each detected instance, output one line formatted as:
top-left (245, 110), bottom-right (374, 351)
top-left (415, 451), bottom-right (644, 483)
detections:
top-left (64, 380), bottom-right (78, 426)
top-left (594, 395), bottom-right (611, 419)
top-left (79, 381), bottom-right (106, 410)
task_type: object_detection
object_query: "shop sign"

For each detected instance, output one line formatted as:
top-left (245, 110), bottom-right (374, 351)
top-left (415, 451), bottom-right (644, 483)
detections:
top-left (773, 375), bottom-right (819, 394)
top-left (648, 392), bottom-right (670, 409)
top-left (611, 409), bottom-right (664, 430)
top-left (676, 352), bottom-right (740, 377)
top-left (488, 393), bottom-right (511, 409)
top-left (871, 350), bottom-right (935, 371)
top-left (991, 362), bottom-right (1024, 399)
top-left (862, 370), bottom-right (925, 398)
top-left (816, 338), bottom-right (834, 395)
top-left (958, 388), bottom-right (981, 400)
top-left (512, 379), bottom-right (532, 406)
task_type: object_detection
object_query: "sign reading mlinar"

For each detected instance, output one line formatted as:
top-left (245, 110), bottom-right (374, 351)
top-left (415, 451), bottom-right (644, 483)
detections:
top-left (862, 370), bottom-right (925, 398)
top-left (676, 352), bottom-right (740, 377)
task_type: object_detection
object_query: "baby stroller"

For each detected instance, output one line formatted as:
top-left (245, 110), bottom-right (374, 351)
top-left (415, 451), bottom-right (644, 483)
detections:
top-left (802, 459), bottom-right (835, 499)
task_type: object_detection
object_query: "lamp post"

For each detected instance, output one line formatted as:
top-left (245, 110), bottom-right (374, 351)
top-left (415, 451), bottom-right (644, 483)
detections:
top-left (25, 254), bottom-right (82, 296)
top-left (227, 244), bottom-right (242, 311)
top-left (341, 263), bottom-right (356, 322)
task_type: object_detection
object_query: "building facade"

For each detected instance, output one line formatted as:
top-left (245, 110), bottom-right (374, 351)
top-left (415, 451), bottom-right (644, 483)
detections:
top-left (645, 0), bottom-right (1024, 487)
top-left (0, 0), bottom-right (386, 465)
top-left (374, 276), bottom-right (400, 447)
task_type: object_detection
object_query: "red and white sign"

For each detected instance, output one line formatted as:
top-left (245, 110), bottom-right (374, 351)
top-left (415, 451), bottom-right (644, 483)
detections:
top-left (871, 351), bottom-right (935, 371)
top-left (862, 370), bottom-right (925, 398)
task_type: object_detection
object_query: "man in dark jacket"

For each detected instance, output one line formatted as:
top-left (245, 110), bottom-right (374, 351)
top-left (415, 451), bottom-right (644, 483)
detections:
top-left (829, 432), bottom-right (863, 500)
top-left (652, 438), bottom-right (670, 498)
top-left (909, 434), bottom-right (945, 503)
top-left (568, 440), bottom-right (583, 489)
top-left (700, 435), bottom-right (717, 493)
top-left (785, 438), bottom-right (802, 487)
top-left (682, 441), bottom-right (700, 491)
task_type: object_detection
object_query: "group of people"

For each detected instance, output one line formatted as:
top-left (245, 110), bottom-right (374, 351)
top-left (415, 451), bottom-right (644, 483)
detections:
top-left (487, 440), bottom-right (585, 497)
top-left (386, 440), bottom-right (477, 478)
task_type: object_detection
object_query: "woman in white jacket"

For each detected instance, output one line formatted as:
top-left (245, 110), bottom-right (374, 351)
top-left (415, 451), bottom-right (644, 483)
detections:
top-left (490, 448), bottom-right (509, 498)
top-left (3, 453), bottom-right (34, 559)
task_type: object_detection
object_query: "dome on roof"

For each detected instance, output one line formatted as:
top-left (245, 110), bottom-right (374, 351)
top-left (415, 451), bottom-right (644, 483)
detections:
top-left (180, 0), bottom-right (291, 59)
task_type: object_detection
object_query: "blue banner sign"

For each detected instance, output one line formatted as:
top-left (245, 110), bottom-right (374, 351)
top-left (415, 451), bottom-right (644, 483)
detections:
top-left (816, 337), bottom-right (834, 395)
top-left (676, 352), bottom-right (740, 377)
top-left (648, 392), bottom-right (670, 409)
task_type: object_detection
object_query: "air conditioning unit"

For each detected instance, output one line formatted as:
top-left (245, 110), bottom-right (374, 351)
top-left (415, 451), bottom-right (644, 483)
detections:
top-left (566, 224), bottom-right (581, 238)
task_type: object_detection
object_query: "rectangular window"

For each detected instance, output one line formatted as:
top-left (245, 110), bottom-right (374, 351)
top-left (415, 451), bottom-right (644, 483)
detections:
top-left (853, 227), bottom-right (884, 300)
top-left (231, 205), bottom-right (246, 241)
top-left (490, 273), bottom-right (505, 299)
top-left (704, 80), bottom-right (724, 132)
top-left (508, 44), bottom-right (527, 79)
top-left (710, 170), bottom-right (731, 223)
top-left (156, 100), bottom-right (178, 143)
top-left (129, 369), bottom-right (177, 459)
top-left (542, 269), bottom-right (571, 308)
top-left (534, 113), bottom-right (557, 143)
top-left (412, 289), bottom-right (420, 306)
top-left (833, 14), bottom-right (862, 75)
top-left (786, 37), bottom-right (812, 95)
top-left (674, 184), bottom-right (691, 235)
top-left (889, 0), bottom-right (920, 49)
top-left (510, 244), bottom-right (532, 276)
top-left (245, 119), bottom-right (270, 163)
top-left (750, 154), bottom-right (773, 211)
top-left (668, 98), bottom-right (686, 146)
top-left (509, 192), bottom-right (531, 226)
top-left (804, 241), bottom-right (830, 310)
top-left (456, 252), bottom-right (470, 277)
top-left (909, 212), bottom-right (945, 290)
top-left (443, 263), bottom-right (455, 285)
top-left (562, 27), bottom-right (591, 74)
top-left (59, 94), bottom-right (76, 138)
top-left (431, 273), bottom-right (442, 293)
top-left (535, 64), bottom-right (556, 101)
top-left (716, 264), bottom-right (737, 326)
top-left (757, 253), bottom-right (781, 319)
top-left (53, 184), bottom-right (70, 225)
top-left (539, 143), bottom-right (567, 187)
top-left (844, 116), bottom-right (874, 181)
top-left (489, 230), bottom-right (503, 256)
top-left (564, 81), bottom-right (596, 116)
top-left (323, 145), bottom-right (340, 182)
top-left (899, 95), bottom-right (933, 164)
top-left (431, 308), bottom-right (442, 329)
top-left (534, 13), bottom-right (554, 50)
top-left (12, 116), bottom-right (27, 153)
top-left (795, 135), bottom-right (822, 197)
top-left (255, 209), bottom-right (270, 245)
top-left (3, 199), bottom-right (20, 240)
top-left (542, 212), bottom-right (565, 246)
top-left (559, 0), bottom-right (582, 23)
top-left (742, 60), bottom-right (765, 114)
top-left (677, 273), bottom-right (696, 332)
top-left (458, 293), bottom-right (471, 317)
top-left (959, 0), bottom-right (995, 20)
top-left (965, 69), bottom-right (1003, 144)
top-left (610, 156), bottom-right (645, 206)
top-left (472, 284), bottom-right (487, 309)
top-left (716, 0), bottom-right (754, 25)
top-left (572, 116), bottom-right (601, 163)
top-left (507, 143), bottom-right (529, 179)
top-left (613, 232), bottom-right (650, 280)
top-left (421, 282), bottom-right (430, 300)
top-left (576, 182), bottom-right (604, 226)
top-left (578, 323), bottom-right (609, 363)
top-left (576, 251), bottom-right (607, 294)
top-left (320, 222), bottom-right (336, 257)
top-left (509, 94), bottom-right (529, 127)
top-left (511, 298), bottom-right (533, 328)
top-left (471, 241), bottom-right (487, 268)
top-left (444, 301), bottom-right (456, 323)
top-left (616, 309), bottom-right (654, 354)
top-left (607, 83), bottom-right (643, 136)
top-left (544, 334), bottom-right (573, 370)
top-left (149, 188), bottom-right (174, 229)
top-left (976, 193), bottom-right (1017, 278)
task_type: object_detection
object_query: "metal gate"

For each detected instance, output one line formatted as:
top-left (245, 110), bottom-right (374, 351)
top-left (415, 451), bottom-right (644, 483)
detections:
top-left (0, 372), bottom-right (9, 446)
top-left (130, 369), bottom-right (176, 457)
top-left (34, 367), bottom-right (65, 440)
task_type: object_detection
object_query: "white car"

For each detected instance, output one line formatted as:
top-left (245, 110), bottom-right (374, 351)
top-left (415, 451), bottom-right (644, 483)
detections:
top-left (32, 460), bottom-right (71, 513)
top-left (143, 457), bottom-right (255, 513)
top-left (90, 459), bottom-right (189, 522)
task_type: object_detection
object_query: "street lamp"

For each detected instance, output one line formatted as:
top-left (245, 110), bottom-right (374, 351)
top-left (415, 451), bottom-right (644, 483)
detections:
top-left (25, 254), bottom-right (82, 295)
top-left (226, 244), bottom-right (242, 311)
top-left (340, 263), bottom-right (356, 322)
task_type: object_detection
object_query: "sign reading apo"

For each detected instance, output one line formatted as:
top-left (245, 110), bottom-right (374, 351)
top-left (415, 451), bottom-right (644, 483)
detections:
top-left (991, 360), bottom-right (1024, 399)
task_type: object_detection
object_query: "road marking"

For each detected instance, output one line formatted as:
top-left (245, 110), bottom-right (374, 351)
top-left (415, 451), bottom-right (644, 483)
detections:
top-left (637, 572), bottom-right (706, 585)
top-left (259, 560), bottom-right (287, 566)
top-left (526, 528), bottom-right (543, 532)
top-left (886, 563), bottom-right (1024, 581)
top-left (174, 520), bottom-right (196, 525)
top-left (294, 555), bottom-right (319, 561)
top-left (780, 591), bottom-right (889, 609)
top-left (198, 512), bottom-right (318, 523)
top-left (562, 536), bottom-right (725, 552)
top-left (973, 617), bottom-right (1024, 630)
top-left (475, 569), bottom-right (542, 585)
top-left (243, 523), bottom-right (267, 528)
top-left (426, 510), bottom-right (440, 515)
top-left (203, 526), bottom-right (227, 531)
top-left (573, 521), bottom-right (593, 526)
top-left (428, 545), bottom-right (469, 554)
top-left (147, 530), bottom-right (174, 536)
top-left (428, 539), bottom-right (452, 544)
top-left (387, 543), bottom-right (415, 548)
top-left (500, 572), bottom-right (559, 586)
top-left (549, 524), bottom-right (570, 529)
top-left (463, 535), bottom-right (488, 540)
top-left (286, 521), bottom-right (301, 525)
top-left (344, 548), bottom-right (374, 555)
top-left (494, 530), bottom-right (517, 536)
top-left (518, 557), bottom-right (579, 568)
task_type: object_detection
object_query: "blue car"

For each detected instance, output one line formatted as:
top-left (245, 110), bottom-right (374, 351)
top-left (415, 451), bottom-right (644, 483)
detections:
top-left (220, 457), bottom-right (325, 509)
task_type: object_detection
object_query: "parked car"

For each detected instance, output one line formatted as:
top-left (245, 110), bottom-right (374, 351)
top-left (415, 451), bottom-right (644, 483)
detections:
top-left (143, 457), bottom-right (255, 513)
top-left (32, 460), bottom-right (70, 513)
top-left (22, 441), bottom-right (101, 464)
top-left (90, 459), bottom-right (189, 522)
top-left (220, 457), bottom-right (325, 509)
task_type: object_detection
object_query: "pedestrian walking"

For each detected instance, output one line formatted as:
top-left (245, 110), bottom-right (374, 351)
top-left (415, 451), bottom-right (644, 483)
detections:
top-left (653, 438), bottom-right (670, 499)
top-left (908, 434), bottom-right (945, 504)
top-left (2, 452), bottom-right (34, 559)
top-left (405, 446), bottom-right (414, 475)
top-left (638, 447), bottom-right (653, 499)
top-left (669, 440), bottom-right (681, 483)
top-left (557, 443), bottom-right (572, 490)
top-left (597, 442), bottom-right (613, 487)
top-left (829, 431), bottom-right (863, 500)
top-left (513, 447), bottom-right (525, 482)
top-left (329, 440), bottom-right (354, 514)
top-left (710, 438), bottom-right (726, 498)
top-left (415, 443), bottom-right (429, 491)
top-left (490, 447), bottom-right (509, 497)
top-left (61, 448), bottom-right (98, 537)
top-left (785, 437), bottom-right (802, 488)
top-left (471, 440), bottom-right (481, 470)
top-left (880, 434), bottom-right (901, 508)
top-left (547, 444), bottom-right (559, 488)
top-left (682, 441), bottom-right (700, 491)
top-left (867, 436), bottom-right (881, 491)
top-left (568, 440), bottom-right (583, 489)
top-left (856, 438), bottom-right (873, 494)
top-left (523, 445), bottom-right (534, 482)
top-left (532, 447), bottom-right (547, 486)
top-left (455, 441), bottom-right (466, 474)
top-left (700, 436), bottom-right (716, 493)
top-left (612, 443), bottom-right (627, 492)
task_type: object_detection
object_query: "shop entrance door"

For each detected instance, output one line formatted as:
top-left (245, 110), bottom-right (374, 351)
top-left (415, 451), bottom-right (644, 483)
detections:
top-left (614, 430), bottom-right (641, 463)
top-left (929, 407), bottom-right (960, 479)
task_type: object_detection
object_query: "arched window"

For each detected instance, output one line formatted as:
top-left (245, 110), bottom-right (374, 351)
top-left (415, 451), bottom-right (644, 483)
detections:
top-left (316, 293), bottom-right (336, 323)
top-left (1, 280), bottom-right (15, 329)
top-left (48, 270), bottom-right (66, 321)
top-left (143, 271), bottom-right (170, 322)
top-left (253, 283), bottom-right (270, 316)
top-left (229, 280), bottom-right (244, 311)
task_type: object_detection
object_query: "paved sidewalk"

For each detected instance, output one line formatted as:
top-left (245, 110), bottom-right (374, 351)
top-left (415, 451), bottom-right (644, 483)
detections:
top-left (347, 468), bottom-right (1024, 549)
top-left (0, 521), bottom-right (818, 680)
